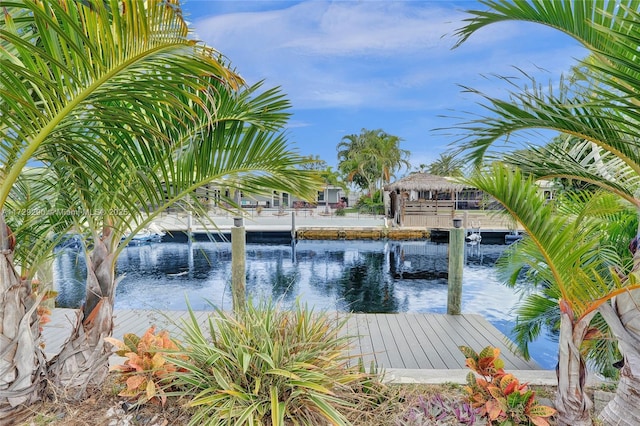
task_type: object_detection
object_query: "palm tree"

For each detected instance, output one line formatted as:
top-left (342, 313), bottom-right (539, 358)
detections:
top-left (464, 164), bottom-right (630, 425)
top-left (45, 79), bottom-right (319, 400)
top-left (337, 128), bottom-right (410, 196)
top-left (372, 132), bottom-right (411, 191)
top-left (0, 0), bottom-right (319, 417)
top-left (337, 131), bottom-right (376, 194)
top-left (427, 153), bottom-right (466, 177)
top-left (454, 1), bottom-right (640, 424)
top-left (0, 0), bottom-right (234, 414)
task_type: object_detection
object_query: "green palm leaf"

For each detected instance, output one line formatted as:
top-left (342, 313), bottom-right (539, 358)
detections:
top-left (504, 137), bottom-right (640, 205)
top-left (1, 0), bottom-right (239, 208)
top-left (462, 164), bottom-right (621, 316)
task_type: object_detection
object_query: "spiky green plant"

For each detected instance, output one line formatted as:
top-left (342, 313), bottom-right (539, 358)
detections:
top-left (170, 300), bottom-right (367, 426)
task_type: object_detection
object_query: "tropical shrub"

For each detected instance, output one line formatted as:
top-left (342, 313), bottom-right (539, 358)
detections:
top-left (335, 201), bottom-right (347, 216)
top-left (105, 327), bottom-right (184, 406)
top-left (460, 346), bottom-right (556, 426)
top-left (397, 393), bottom-right (482, 425)
top-left (171, 300), bottom-right (368, 426)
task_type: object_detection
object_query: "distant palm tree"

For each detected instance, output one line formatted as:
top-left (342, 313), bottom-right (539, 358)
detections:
top-left (337, 128), bottom-right (410, 195)
top-left (454, 1), bottom-right (640, 424)
top-left (427, 153), bottom-right (465, 177)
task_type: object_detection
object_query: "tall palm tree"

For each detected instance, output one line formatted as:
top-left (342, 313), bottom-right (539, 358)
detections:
top-left (337, 131), bottom-right (376, 194)
top-left (337, 128), bottom-right (409, 196)
top-left (454, 1), bottom-right (640, 424)
top-left (0, 0), bottom-right (318, 417)
top-left (371, 132), bottom-right (411, 192)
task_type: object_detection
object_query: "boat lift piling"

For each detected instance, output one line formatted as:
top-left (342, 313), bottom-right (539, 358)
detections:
top-left (447, 217), bottom-right (464, 315)
top-left (231, 217), bottom-right (246, 313)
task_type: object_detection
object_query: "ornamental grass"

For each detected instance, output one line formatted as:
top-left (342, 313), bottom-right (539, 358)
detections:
top-left (169, 299), bottom-right (372, 426)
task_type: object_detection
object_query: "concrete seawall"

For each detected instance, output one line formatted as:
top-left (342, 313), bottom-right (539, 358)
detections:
top-left (148, 211), bottom-right (519, 243)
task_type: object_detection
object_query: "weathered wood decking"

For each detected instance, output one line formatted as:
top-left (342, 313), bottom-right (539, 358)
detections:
top-left (43, 309), bottom-right (540, 371)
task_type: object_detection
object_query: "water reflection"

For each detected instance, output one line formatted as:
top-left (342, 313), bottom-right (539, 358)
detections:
top-left (54, 240), bottom-right (511, 315)
top-left (53, 240), bottom-right (557, 368)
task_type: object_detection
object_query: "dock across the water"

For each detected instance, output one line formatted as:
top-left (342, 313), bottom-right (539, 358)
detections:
top-left (44, 309), bottom-right (555, 384)
top-left (150, 211), bottom-right (521, 244)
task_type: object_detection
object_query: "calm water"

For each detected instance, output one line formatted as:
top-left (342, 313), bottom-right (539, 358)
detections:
top-left (53, 240), bottom-right (558, 369)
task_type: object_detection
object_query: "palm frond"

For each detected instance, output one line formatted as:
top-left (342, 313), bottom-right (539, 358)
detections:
top-left (451, 0), bottom-right (640, 173)
top-left (0, 0), bottom-right (240, 208)
top-left (462, 164), bottom-right (622, 315)
top-left (504, 138), bottom-right (640, 206)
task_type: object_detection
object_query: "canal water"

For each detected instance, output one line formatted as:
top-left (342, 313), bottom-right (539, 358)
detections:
top-left (53, 240), bottom-right (558, 369)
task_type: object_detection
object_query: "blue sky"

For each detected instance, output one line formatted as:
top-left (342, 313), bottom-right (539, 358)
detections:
top-left (182, 1), bottom-right (586, 172)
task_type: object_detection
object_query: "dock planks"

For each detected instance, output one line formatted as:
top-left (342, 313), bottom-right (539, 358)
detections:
top-left (44, 309), bottom-right (540, 370)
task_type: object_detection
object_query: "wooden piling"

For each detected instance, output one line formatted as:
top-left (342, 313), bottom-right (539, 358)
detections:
top-left (447, 220), bottom-right (464, 315)
top-left (231, 217), bottom-right (246, 313)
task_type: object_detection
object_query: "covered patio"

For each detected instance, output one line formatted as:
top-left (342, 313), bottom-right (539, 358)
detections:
top-left (384, 173), bottom-right (465, 227)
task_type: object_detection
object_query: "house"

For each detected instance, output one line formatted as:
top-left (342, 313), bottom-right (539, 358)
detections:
top-left (192, 184), bottom-right (345, 212)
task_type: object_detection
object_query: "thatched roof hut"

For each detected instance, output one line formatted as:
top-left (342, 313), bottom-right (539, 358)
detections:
top-left (384, 172), bottom-right (465, 193)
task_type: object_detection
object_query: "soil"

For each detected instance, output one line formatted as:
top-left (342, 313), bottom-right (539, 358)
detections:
top-left (13, 376), bottom-right (564, 426)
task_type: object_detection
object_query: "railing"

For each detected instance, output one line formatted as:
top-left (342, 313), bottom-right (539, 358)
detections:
top-left (400, 208), bottom-right (522, 230)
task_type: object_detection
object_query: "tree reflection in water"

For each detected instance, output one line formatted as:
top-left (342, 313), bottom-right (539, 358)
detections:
top-left (332, 251), bottom-right (401, 313)
top-left (54, 240), bottom-right (498, 314)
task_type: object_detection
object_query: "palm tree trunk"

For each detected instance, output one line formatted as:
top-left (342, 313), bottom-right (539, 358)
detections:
top-left (598, 290), bottom-right (640, 426)
top-left (47, 227), bottom-right (117, 401)
top-left (0, 211), bottom-right (47, 419)
top-left (596, 225), bottom-right (640, 426)
top-left (554, 305), bottom-right (594, 426)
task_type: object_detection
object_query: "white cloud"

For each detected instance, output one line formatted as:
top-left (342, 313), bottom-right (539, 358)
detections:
top-left (192, 1), bottom-right (586, 114)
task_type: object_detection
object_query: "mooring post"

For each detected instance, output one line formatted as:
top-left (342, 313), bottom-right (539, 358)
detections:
top-left (231, 217), bottom-right (246, 313)
top-left (291, 211), bottom-right (296, 241)
top-left (447, 217), bottom-right (464, 315)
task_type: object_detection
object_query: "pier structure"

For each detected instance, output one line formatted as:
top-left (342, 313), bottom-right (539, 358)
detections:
top-left (147, 211), bottom-right (521, 244)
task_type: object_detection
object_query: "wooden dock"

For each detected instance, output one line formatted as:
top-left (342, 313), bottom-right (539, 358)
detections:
top-left (43, 309), bottom-right (540, 371)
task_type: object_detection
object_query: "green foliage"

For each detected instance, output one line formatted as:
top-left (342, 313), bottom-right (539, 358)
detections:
top-left (426, 153), bottom-right (466, 177)
top-left (356, 191), bottom-right (384, 215)
top-left (337, 128), bottom-right (410, 195)
top-left (467, 164), bottom-right (625, 376)
top-left (105, 327), bottom-right (185, 406)
top-left (460, 346), bottom-right (556, 426)
top-left (171, 300), bottom-right (369, 426)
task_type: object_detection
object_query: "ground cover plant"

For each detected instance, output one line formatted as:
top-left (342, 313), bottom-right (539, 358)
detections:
top-left (23, 299), bottom-right (618, 426)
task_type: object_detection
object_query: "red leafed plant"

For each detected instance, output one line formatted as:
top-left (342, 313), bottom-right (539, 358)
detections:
top-left (460, 345), bottom-right (556, 426)
top-left (105, 326), bottom-right (185, 406)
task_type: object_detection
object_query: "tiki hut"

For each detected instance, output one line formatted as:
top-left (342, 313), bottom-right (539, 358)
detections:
top-left (384, 172), bottom-right (465, 227)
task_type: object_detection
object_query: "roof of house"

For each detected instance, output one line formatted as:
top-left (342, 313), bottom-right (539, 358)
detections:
top-left (384, 172), bottom-right (465, 192)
